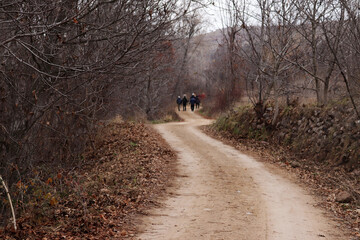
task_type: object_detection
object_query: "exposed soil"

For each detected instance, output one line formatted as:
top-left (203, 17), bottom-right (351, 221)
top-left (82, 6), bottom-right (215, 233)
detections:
top-left (138, 110), bottom-right (353, 239)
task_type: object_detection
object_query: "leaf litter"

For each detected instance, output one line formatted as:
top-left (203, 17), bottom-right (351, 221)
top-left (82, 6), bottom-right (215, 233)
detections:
top-left (1, 119), bottom-right (176, 239)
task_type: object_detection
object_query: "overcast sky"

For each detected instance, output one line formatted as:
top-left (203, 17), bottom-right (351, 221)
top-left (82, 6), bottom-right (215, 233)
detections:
top-left (201, 0), bottom-right (260, 32)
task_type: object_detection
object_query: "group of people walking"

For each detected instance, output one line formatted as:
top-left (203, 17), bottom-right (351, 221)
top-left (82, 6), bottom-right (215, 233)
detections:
top-left (176, 93), bottom-right (200, 112)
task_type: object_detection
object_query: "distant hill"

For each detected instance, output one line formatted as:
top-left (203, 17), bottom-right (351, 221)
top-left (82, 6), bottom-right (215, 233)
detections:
top-left (187, 29), bottom-right (225, 83)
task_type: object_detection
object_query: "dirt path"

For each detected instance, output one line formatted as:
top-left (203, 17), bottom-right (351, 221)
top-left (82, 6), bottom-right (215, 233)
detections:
top-left (138, 110), bottom-right (348, 240)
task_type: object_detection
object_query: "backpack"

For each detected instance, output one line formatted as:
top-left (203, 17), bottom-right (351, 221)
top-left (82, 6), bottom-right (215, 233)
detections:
top-left (195, 97), bottom-right (200, 104)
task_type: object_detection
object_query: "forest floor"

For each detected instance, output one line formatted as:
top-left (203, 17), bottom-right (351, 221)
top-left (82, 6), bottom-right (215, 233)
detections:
top-left (137, 110), bottom-right (355, 239)
top-left (1, 118), bottom-right (178, 239)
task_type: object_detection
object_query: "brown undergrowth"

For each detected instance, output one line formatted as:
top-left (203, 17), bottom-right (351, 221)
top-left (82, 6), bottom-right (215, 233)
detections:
top-left (0, 118), bottom-right (176, 239)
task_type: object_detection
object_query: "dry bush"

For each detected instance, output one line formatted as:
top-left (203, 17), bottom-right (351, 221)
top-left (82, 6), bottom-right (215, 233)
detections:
top-left (0, 0), bottom-right (207, 227)
top-left (0, 120), bottom-right (176, 239)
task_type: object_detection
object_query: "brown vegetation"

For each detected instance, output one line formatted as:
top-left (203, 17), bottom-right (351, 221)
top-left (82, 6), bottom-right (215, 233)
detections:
top-left (0, 118), bottom-right (176, 239)
top-left (198, 0), bottom-right (360, 121)
top-left (0, 0), bottom-right (209, 228)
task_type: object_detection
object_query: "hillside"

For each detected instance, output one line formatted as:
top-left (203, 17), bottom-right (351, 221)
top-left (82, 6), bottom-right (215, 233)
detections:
top-left (187, 29), bottom-right (224, 83)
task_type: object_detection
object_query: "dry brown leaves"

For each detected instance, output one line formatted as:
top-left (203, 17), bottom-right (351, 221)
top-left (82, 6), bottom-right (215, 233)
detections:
top-left (1, 120), bottom-right (176, 240)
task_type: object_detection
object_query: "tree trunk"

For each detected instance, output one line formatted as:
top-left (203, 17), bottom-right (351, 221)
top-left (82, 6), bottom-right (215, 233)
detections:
top-left (272, 75), bottom-right (280, 125)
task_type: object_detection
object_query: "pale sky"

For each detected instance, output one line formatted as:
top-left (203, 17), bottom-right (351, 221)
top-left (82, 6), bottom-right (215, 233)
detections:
top-left (202, 0), bottom-right (260, 32)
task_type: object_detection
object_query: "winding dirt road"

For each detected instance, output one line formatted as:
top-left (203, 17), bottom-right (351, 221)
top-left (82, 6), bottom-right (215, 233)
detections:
top-left (138, 110), bottom-right (348, 240)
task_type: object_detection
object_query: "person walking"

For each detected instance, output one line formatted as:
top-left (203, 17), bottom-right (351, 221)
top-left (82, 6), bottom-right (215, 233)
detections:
top-left (195, 94), bottom-right (200, 109)
top-left (182, 94), bottom-right (188, 111)
top-left (190, 93), bottom-right (196, 111)
top-left (176, 96), bottom-right (182, 111)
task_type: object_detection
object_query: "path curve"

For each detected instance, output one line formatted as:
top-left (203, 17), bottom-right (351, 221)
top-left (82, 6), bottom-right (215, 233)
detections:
top-left (138, 110), bottom-right (346, 240)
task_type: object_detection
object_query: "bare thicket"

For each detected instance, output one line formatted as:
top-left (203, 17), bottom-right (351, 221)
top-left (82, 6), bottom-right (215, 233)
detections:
top-left (0, 0), bottom-right (212, 225)
top-left (201, 0), bottom-right (244, 112)
top-left (328, 0), bottom-right (360, 118)
top-left (205, 0), bottom-right (360, 119)
top-left (173, 11), bottom-right (203, 96)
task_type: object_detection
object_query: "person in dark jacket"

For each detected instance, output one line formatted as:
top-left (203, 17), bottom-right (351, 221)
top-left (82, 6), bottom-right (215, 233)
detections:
top-left (195, 95), bottom-right (200, 109)
top-left (176, 96), bottom-right (182, 111)
top-left (190, 93), bottom-right (196, 111)
top-left (182, 94), bottom-right (188, 111)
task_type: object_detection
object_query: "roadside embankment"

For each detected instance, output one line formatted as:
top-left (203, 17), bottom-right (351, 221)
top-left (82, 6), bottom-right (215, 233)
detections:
top-left (207, 101), bottom-right (360, 235)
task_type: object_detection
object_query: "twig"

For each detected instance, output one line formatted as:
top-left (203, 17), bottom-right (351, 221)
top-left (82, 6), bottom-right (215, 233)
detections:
top-left (0, 175), bottom-right (17, 231)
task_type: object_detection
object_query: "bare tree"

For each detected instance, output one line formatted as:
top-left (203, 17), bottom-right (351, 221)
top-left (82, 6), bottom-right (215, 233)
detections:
top-left (325, 0), bottom-right (360, 118)
top-left (172, 10), bottom-right (203, 97)
top-left (0, 0), bottom-right (213, 225)
top-left (220, 0), bottom-right (244, 105)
